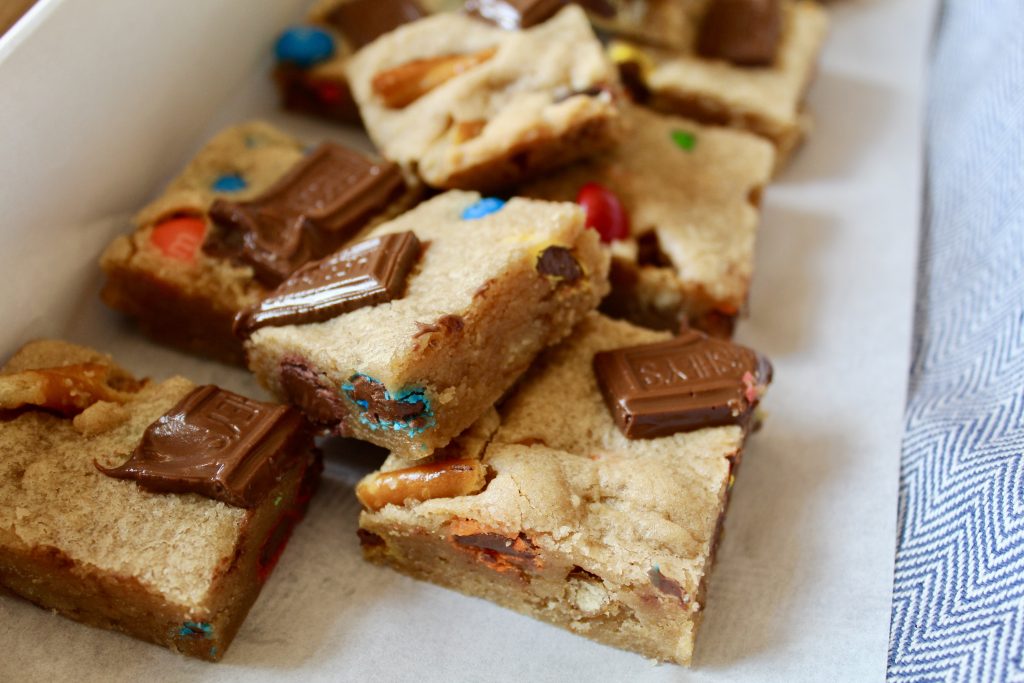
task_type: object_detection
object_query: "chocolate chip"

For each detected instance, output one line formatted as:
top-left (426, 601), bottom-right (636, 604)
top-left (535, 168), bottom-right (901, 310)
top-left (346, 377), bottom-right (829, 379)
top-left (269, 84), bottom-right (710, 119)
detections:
top-left (357, 528), bottom-right (387, 549)
top-left (536, 245), bottom-right (583, 283)
top-left (592, 330), bottom-right (772, 439)
top-left (567, 565), bottom-right (601, 581)
top-left (413, 314), bottom-right (465, 339)
top-left (453, 531), bottom-right (539, 560)
top-left (617, 61), bottom-right (650, 104)
top-left (553, 84), bottom-right (610, 103)
top-left (648, 566), bottom-right (690, 607)
top-left (636, 231), bottom-right (673, 268)
top-left (697, 0), bottom-right (782, 67)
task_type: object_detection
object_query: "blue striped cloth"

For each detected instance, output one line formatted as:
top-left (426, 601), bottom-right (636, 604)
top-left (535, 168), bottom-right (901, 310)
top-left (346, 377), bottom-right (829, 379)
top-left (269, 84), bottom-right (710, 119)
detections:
top-left (887, 1), bottom-right (1024, 681)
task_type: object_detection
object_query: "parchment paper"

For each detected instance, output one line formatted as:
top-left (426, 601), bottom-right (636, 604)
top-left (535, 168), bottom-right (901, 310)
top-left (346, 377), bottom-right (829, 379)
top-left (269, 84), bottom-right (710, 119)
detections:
top-left (0, 0), bottom-right (936, 679)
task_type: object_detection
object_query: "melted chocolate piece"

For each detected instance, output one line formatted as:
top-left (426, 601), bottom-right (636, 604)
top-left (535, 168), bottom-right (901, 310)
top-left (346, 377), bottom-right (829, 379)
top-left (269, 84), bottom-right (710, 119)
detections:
top-left (648, 566), bottom-right (690, 606)
top-left (465, 0), bottom-right (567, 30)
top-left (357, 528), bottom-right (387, 549)
top-left (453, 531), bottom-right (539, 560)
top-left (279, 359), bottom-right (348, 427)
top-left (553, 84), bottom-right (611, 103)
top-left (97, 386), bottom-right (313, 508)
top-left (235, 231), bottom-right (421, 335)
top-left (325, 0), bottom-right (428, 49)
top-left (536, 245), bottom-right (583, 283)
top-left (697, 0), bottom-right (782, 67)
top-left (347, 375), bottom-right (428, 423)
top-left (593, 330), bottom-right (772, 439)
top-left (617, 60), bottom-right (650, 104)
top-left (577, 0), bottom-right (615, 18)
top-left (635, 231), bottom-right (673, 268)
top-left (205, 142), bottom-right (405, 287)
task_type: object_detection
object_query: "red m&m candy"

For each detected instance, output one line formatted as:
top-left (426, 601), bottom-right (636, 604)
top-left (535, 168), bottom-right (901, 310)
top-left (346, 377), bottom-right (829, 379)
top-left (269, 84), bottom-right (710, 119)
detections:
top-left (314, 80), bottom-right (346, 104)
top-left (150, 215), bottom-right (206, 264)
top-left (576, 182), bottom-right (630, 243)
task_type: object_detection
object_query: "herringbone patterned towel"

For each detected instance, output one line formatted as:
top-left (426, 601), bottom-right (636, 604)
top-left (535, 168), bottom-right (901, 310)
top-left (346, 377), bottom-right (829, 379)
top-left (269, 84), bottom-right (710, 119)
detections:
top-left (887, 1), bottom-right (1024, 681)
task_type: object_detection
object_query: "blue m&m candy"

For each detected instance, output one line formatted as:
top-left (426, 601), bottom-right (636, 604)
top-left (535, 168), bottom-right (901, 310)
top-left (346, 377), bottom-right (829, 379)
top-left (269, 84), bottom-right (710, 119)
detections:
top-left (461, 197), bottom-right (506, 220)
top-left (275, 26), bottom-right (335, 68)
top-left (212, 174), bottom-right (247, 192)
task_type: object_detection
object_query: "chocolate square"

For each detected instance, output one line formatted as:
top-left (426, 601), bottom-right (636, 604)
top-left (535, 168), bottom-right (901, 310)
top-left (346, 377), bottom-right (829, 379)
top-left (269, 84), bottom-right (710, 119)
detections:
top-left (697, 0), bottom-right (782, 67)
top-left (98, 386), bottom-right (312, 507)
top-left (205, 142), bottom-right (405, 287)
top-left (593, 330), bottom-right (772, 439)
top-left (236, 231), bottom-right (422, 334)
top-left (325, 0), bottom-right (428, 49)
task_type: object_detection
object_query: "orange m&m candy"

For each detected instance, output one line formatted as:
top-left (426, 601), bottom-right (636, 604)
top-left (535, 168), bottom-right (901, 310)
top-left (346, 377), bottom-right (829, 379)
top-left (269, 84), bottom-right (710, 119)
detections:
top-left (149, 215), bottom-right (206, 263)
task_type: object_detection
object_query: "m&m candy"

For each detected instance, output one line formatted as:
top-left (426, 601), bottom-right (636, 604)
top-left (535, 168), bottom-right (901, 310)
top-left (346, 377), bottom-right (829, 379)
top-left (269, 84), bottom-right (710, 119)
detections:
top-left (671, 129), bottom-right (697, 152)
top-left (212, 173), bottom-right (247, 192)
top-left (576, 182), bottom-right (630, 243)
top-left (461, 197), bottom-right (506, 220)
top-left (275, 26), bottom-right (335, 69)
top-left (314, 80), bottom-right (346, 104)
top-left (150, 215), bottom-right (206, 263)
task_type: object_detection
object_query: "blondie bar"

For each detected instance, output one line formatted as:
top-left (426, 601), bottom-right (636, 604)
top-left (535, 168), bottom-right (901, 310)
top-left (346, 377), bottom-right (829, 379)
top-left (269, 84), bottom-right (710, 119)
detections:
top-left (346, 5), bottom-right (623, 190)
top-left (611, 0), bottom-right (828, 169)
top-left (100, 122), bottom-right (413, 364)
top-left (521, 104), bottom-right (775, 335)
top-left (0, 340), bottom-right (320, 660)
top-left (243, 191), bottom-right (609, 460)
top-left (357, 314), bottom-right (771, 664)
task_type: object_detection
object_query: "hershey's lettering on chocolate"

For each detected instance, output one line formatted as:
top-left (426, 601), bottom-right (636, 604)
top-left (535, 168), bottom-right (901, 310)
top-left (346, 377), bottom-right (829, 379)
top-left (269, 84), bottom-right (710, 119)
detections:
top-left (205, 142), bottom-right (405, 287)
top-left (593, 330), bottom-right (772, 439)
top-left (697, 0), bottom-right (782, 67)
top-left (325, 0), bottom-right (428, 49)
top-left (235, 231), bottom-right (422, 335)
top-left (536, 245), bottom-right (583, 282)
top-left (464, 0), bottom-right (567, 30)
top-left (97, 385), bottom-right (312, 507)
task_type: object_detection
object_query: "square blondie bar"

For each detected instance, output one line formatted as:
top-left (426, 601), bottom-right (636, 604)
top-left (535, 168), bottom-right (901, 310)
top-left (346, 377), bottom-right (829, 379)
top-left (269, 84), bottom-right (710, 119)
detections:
top-left (0, 341), bottom-right (320, 660)
top-left (612, 0), bottom-right (828, 169)
top-left (521, 104), bottom-right (775, 335)
top-left (356, 314), bottom-right (772, 665)
top-left (244, 191), bottom-right (609, 461)
top-left (100, 122), bottom-right (413, 364)
top-left (346, 5), bottom-right (624, 190)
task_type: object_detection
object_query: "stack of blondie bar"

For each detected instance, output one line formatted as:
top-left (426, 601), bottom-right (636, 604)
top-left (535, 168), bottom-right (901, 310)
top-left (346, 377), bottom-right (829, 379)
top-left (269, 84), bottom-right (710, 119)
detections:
top-left (0, 0), bottom-right (826, 666)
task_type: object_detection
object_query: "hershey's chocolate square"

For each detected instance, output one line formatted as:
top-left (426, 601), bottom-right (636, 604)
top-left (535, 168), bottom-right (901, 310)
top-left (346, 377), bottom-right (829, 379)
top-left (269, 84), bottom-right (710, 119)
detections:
top-left (98, 386), bottom-right (312, 507)
top-left (593, 330), bottom-right (772, 439)
top-left (697, 0), bottom-right (782, 67)
top-left (325, 0), bottom-right (428, 49)
top-left (236, 230), bottom-right (422, 334)
top-left (205, 142), bottom-right (405, 287)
